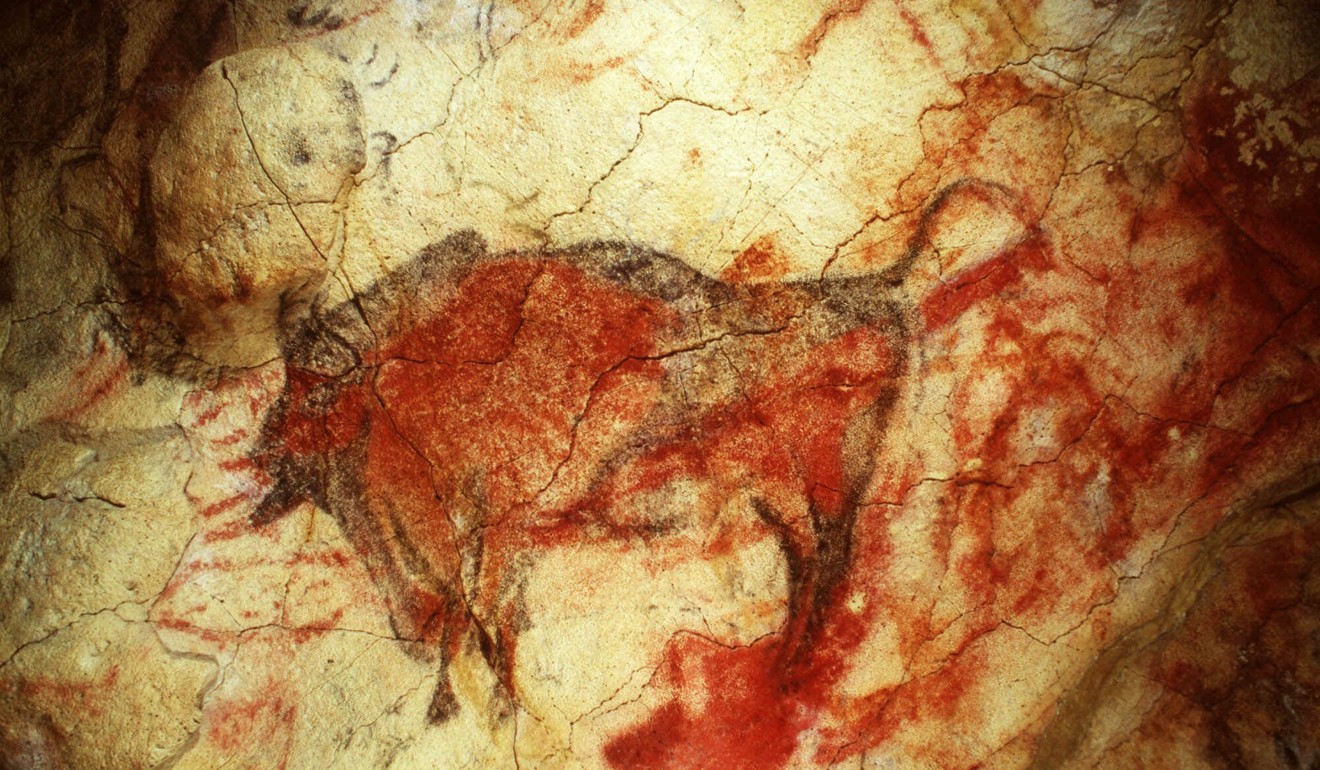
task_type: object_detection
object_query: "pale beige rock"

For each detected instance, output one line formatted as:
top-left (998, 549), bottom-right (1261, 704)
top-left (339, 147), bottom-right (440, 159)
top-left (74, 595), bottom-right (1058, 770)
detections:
top-left (0, 430), bottom-right (193, 662)
top-left (151, 44), bottom-right (363, 366)
top-left (0, 612), bottom-right (216, 770)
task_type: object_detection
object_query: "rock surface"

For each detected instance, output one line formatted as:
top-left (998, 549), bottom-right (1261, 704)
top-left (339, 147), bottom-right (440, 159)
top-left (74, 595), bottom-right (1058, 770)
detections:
top-left (1, 0), bottom-right (1317, 768)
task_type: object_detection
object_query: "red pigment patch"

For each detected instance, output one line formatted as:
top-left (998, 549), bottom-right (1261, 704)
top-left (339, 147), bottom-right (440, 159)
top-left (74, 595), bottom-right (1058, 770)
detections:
top-left (723, 234), bottom-right (790, 283)
top-left (564, 0), bottom-right (606, 39)
top-left (199, 494), bottom-right (246, 519)
top-left (895, 2), bottom-right (938, 62)
top-left (603, 639), bottom-right (806, 770)
top-left (1182, 67), bottom-right (1320, 283)
top-left (799, 0), bottom-right (871, 58)
top-left (373, 260), bottom-right (676, 521)
top-left (51, 336), bottom-right (129, 422)
top-left (921, 232), bottom-right (1052, 332)
top-left (18, 666), bottom-right (121, 720)
top-left (206, 689), bottom-right (297, 768)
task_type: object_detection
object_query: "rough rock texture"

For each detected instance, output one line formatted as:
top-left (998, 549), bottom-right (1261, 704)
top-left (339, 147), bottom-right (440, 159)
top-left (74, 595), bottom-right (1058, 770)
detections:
top-left (1, 0), bottom-right (1317, 768)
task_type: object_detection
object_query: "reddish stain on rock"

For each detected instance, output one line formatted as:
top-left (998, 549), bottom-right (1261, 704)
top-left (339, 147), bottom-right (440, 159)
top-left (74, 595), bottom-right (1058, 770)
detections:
top-left (723, 234), bottom-right (791, 284)
top-left (16, 666), bottom-right (121, 720)
top-left (206, 688), bottom-right (297, 768)
top-left (564, 0), bottom-right (606, 39)
top-left (799, 0), bottom-right (871, 58)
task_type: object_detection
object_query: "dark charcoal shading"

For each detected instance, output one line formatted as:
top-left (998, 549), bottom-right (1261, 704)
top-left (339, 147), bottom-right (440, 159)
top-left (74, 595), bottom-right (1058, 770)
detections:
top-left (288, 133), bottom-right (312, 166)
top-left (287, 1), bottom-right (344, 30)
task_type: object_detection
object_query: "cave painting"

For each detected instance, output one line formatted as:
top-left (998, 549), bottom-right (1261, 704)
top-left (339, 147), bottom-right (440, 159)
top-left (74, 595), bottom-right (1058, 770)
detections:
top-left (244, 156), bottom-right (1316, 767)
top-left (2, 1), bottom-right (1318, 769)
top-left (252, 179), bottom-right (1014, 764)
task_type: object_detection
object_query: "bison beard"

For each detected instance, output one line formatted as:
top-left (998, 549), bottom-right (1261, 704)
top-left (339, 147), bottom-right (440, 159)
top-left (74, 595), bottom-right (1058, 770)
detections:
top-left (249, 185), bottom-right (1006, 748)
